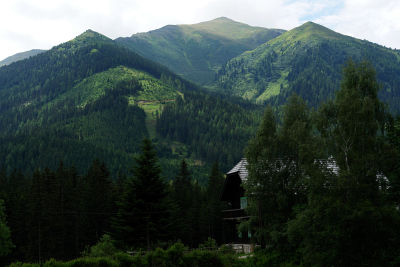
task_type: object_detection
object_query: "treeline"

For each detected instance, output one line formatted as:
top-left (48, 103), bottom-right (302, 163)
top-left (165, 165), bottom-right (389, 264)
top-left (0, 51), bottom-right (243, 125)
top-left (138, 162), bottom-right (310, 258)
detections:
top-left (243, 60), bottom-right (400, 265)
top-left (0, 139), bottom-right (226, 265)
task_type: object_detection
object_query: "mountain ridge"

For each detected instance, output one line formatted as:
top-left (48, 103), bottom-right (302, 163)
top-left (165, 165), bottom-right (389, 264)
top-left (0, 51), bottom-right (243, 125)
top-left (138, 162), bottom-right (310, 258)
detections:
top-left (116, 17), bottom-right (285, 85)
top-left (0, 49), bottom-right (46, 66)
top-left (215, 21), bottom-right (400, 112)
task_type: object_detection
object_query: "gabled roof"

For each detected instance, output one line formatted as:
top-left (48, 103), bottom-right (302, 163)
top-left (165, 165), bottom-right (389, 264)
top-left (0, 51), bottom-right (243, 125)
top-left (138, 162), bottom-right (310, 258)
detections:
top-left (227, 156), bottom-right (386, 185)
top-left (227, 158), bottom-right (248, 181)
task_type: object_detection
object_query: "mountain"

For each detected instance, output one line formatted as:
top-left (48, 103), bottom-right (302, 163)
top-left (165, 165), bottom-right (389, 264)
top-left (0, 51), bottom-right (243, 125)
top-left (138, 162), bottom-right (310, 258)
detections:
top-left (0, 29), bottom-right (172, 174)
top-left (215, 22), bottom-right (400, 112)
top-left (0, 29), bottom-right (260, 178)
top-left (116, 17), bottom-right (284, 85)
top-left (0, 49), bottom-right (45, 66)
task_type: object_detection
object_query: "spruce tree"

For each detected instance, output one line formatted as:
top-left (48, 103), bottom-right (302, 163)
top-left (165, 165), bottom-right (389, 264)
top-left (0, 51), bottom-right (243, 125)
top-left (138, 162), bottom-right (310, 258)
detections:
top-left (113, 138), bottom-right (170, 249)
top-left (0, 199), bottom-right (13, 258)
top-left (172, 159), bottom-right (193, 245)
top-left (206, 161), bottom-right (224, 243)
top-left (81, 159), bottom-right (113, 246)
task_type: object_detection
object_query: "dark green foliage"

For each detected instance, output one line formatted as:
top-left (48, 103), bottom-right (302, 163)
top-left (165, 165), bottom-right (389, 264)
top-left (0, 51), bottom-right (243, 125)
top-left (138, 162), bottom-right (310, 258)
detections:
top-left (82, 234), bottom-right (118, 258)
top-left (112, 139), bottom-right (171, 249)
top-left (243, 61), bottom-right (400, 265)
top-left (0, 199), bottom-right (14, 259)
top-left (80, 160), bottom-right (114, 248)
top-left (156, 90), bottom-right (262, 171)
top-left (386, 116), bottom-right (400, 206)
top-left (172, 160), bottom-right (194, 245)
top-left (0, 29), bottom-right (194, 177)
top-left (287, 61), bottom-right (400, 266)
top-left (10, 242), bottom-right (245, 267)
top-left (244, 95), bottom-right (313, 251)
top-left (205, 162), bottom-right (225, 243)
top-left (0, 160), bottom-right (117, 264)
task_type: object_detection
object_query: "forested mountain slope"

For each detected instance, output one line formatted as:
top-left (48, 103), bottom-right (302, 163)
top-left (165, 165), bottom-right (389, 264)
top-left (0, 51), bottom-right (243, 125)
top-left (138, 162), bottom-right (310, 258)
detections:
top-left (216, 22), bottom-right (400, 112)
top-left (0, 29), bottom-right (261, 178)
top-left (116, 17), bottom-right (284, 85)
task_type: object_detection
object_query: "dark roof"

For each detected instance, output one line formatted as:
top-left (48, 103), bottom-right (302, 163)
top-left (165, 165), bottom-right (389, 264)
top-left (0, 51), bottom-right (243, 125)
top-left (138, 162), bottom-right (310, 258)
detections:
top-left (227, 158), bottom-right (248, 181)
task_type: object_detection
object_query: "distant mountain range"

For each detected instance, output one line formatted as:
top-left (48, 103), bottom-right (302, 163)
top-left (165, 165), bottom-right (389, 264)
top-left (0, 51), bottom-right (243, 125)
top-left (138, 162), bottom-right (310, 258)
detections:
top-left (0, 49), bottom-right (45, 66)
top-left (1, 17), bottom-right (400, 178)
top-left (116, 17), bottom-right (285, 85)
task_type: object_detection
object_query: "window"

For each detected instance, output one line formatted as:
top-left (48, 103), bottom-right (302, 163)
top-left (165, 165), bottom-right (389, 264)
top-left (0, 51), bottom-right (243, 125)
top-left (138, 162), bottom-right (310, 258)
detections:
top-left (240, 197), bottom-right (247, 209)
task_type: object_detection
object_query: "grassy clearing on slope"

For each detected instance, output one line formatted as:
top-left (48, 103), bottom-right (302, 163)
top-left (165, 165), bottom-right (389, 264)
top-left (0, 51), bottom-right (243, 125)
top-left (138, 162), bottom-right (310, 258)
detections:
top-left (256, 71), bottom-right (289, 103)
top-left (44, 66), bottom-right (178, 111)
top-left (132, 98), bottom-right (176, 139)
top-left (137, 102), bottom-right (163, 139)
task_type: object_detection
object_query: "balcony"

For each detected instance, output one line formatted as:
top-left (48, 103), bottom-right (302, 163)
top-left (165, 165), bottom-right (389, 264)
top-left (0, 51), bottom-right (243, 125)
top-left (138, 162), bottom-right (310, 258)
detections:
top-left (222, 208), bottom-right (250, 221)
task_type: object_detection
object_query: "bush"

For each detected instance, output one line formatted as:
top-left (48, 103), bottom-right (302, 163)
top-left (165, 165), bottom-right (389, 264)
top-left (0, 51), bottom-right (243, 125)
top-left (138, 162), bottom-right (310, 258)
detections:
top-left (82, 234), bottom-right (118, 258)
top-left (9, 242), bottom-right (251, 267)
top-left (184, 250), bottom-right (224, 267)
top-left (198, 237), bottom-right (217, 250)
top-left (165, 242), bottom-right (186, 266)
top-left (9, 262), bottom-right (40, 267)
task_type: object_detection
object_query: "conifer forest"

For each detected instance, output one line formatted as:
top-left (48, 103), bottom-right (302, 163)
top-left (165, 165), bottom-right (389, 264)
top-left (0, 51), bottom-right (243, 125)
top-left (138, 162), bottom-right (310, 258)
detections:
top-left (1, 16), bottom-right (400, 266)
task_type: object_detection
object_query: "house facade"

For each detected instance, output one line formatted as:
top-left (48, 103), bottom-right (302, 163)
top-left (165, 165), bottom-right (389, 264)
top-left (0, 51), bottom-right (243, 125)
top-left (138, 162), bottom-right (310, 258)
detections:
top-left (220, 158), bottom-right (250, 243)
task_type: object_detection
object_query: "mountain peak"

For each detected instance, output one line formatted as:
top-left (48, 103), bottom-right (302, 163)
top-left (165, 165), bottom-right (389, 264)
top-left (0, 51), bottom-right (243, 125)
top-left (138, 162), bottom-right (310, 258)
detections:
top-left (295, 21), bottom-right (339, 37)
top-left (180, 17), bottom-right (275, 41)
top-left (269, 21), bottom-right (343, 45)
top-left (73, 29), bottom-right (111, 42)
top-left (212, 17), bottom-right (236, 22)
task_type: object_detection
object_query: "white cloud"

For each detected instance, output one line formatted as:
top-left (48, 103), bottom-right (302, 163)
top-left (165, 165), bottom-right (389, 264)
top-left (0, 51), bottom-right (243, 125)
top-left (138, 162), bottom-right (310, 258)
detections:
top-left (0, 0), bottom-right (399, 61)
top-left (316, 0), bottom-right (400, 49)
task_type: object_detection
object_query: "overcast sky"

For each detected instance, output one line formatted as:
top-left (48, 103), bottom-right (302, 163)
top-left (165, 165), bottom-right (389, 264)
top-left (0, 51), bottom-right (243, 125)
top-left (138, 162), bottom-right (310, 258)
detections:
top-left (1, 0), bottom-right (400, 61)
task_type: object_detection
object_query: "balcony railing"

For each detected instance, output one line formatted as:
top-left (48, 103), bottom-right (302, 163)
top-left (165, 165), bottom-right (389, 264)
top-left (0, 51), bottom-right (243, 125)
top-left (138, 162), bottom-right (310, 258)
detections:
top-left (222, 208), bottom-right (250, 220)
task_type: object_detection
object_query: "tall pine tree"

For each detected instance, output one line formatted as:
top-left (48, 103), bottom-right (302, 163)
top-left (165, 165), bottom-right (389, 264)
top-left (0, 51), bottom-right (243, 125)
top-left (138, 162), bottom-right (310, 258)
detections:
top-left (0, 199), bottom-right (13, 258)
top-left (172, 159), bottom-right (193, 245)
top-left (206, 161), bottom-right (224, 243)
top-left (113, 138), bottom-right (170, 249)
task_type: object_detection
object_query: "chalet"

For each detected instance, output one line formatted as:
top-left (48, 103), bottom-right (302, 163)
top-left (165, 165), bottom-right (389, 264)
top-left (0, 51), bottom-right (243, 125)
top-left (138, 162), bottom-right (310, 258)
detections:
top-left (220, 158), bottom-right (250, 244)
top-left (220, 157), bottom-right (387, 245)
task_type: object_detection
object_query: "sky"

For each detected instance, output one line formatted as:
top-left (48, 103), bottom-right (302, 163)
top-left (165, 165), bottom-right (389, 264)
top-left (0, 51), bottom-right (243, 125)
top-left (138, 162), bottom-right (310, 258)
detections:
top-left (1, 0), bottom-right (400, 61)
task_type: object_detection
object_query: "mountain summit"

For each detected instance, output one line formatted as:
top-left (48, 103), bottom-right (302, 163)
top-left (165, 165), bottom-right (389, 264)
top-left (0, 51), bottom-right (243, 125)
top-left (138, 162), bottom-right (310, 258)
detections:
top-left (215, 21), bottom-right (400, 110)
top-left (116, 17), bottom-right (284, 85)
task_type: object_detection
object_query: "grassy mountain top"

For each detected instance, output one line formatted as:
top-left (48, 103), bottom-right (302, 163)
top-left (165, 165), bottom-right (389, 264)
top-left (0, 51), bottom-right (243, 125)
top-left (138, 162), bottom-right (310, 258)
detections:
top-left (279, 21), bottom-right (345, 43)
top-left (178, 17), bottom-right (282, 41)
top-left (116, 17), bottom-right (284, 85)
